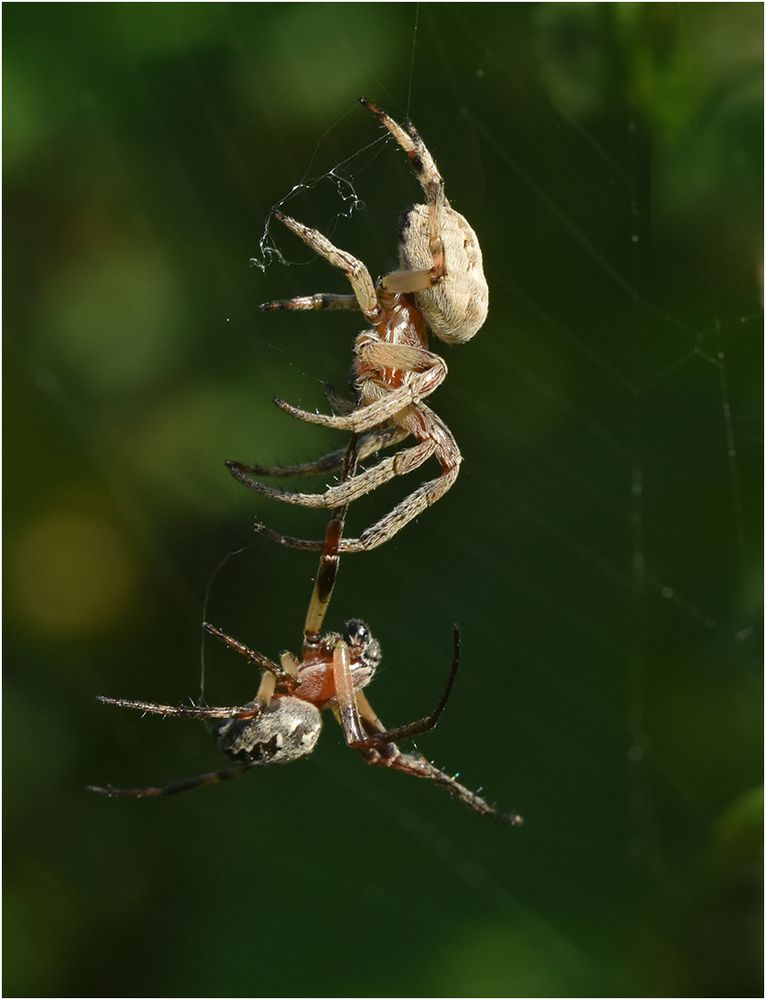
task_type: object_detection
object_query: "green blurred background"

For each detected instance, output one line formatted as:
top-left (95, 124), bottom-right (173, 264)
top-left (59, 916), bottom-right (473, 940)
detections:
top-left (4, 3), bottom-right (763, 996)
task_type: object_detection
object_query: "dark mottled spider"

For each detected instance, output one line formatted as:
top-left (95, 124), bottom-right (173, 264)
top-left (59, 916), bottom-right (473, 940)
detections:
top-left (88, 440), bottom-right (520, 824)
top-left (227, 98), bottom-right (488, 553)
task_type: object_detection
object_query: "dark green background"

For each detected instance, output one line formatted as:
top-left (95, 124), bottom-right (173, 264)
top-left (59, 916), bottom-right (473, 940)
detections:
top-left (5, 3), bottom-right (763, 996)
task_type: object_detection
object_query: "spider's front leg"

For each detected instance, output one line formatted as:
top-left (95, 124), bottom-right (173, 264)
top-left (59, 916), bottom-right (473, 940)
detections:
top-left (269, 211), bottom-right (381, 322)
top-left (360, 98), bottom-right (445, 212)
top-left (360, 98), bottom-right (447, 288)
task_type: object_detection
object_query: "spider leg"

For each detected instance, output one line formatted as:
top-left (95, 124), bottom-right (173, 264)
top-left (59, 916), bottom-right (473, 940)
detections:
top-left (379, 267), bottom-right (444, 294)
top-left (353, 626), bottom-right (460, 747)
top-left (273, 345), bottom-right (447, 433)
top-left (203, 622), bottom-right (291, 683)
top-left (360, 98), bottom-right (447, 284)
top-left (342, 464), bottom-right (461, 553)
top-left (273, 382), bottom-right (413, 433)
top-left (303, 435), bottom-right (358, 644)
top-left (252, 465), bottom-right (460, 554)
top-left (260, 293), bottom-right (359, 313)
top-left (87, 761), bottom-right (260, 798)
top-left (251, 523), bottom-right (326, 552)
top-left (358, 341), bottom-right (447, 379)
top-left (365, 746), bottom-right (522, 824)
top-left (272, 211), bottom-right (381, 322)
top-left (227, 437), bottom-right (436, 510)
top-left (360, 98), bottom-right (445, 208)
top-left (95, 695), bottom-right (262, 721)
top-left (226, 424), bottom-right (408, 480)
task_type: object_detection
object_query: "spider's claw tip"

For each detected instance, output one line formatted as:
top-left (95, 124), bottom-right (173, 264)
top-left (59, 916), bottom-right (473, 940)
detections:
top-left (272, 209), bottom-right (297, 232)
top-left (254, 521), bottom-right (286, 545)
top-left (260, 300), bottom-right (282, 312)
top-left (225, 461), bottom-right (249, 483)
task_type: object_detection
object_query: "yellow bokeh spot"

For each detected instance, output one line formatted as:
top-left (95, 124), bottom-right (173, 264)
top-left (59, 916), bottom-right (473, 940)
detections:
top-left (12, 510), bottom-right (137, 634)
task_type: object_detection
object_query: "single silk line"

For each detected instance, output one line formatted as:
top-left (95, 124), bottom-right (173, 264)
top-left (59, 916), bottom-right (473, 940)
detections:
top-left (199, 546), bottom-right (250, 700)
top-left (406, 3), bottom-right (420, 116)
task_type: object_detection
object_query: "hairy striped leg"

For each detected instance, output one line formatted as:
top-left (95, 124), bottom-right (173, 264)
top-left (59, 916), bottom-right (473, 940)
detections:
top-left (360, 98), bottom-right (447, 290)
top-left (229, 437), bottom-right (436, 510)
top-left (261, 293), bottom-right (359, 313)
top-left (365, 746), bottom-right (522, 825)
top-left (227, 424), bottom-right (407, 481)
top-left (268, 210), bottom-right (381, 321)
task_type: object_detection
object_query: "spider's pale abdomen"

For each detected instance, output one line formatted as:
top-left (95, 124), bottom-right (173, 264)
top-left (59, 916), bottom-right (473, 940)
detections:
top-left (400, 204), bottom-right (489, 345)
top-left (215, 697), bottom-right (322, 766)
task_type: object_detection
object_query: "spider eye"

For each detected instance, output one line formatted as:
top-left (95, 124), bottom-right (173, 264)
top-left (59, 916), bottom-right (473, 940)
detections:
top-left (343, 619), bottom-right (370, 647)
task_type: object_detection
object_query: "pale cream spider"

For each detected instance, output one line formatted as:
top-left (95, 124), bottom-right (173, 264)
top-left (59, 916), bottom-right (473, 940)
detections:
top-left (227, 98), bottom-right (489, 553)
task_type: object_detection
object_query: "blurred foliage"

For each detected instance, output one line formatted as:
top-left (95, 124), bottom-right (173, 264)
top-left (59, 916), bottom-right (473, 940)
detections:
top-left (4, 3), bottom-right (762, 997)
